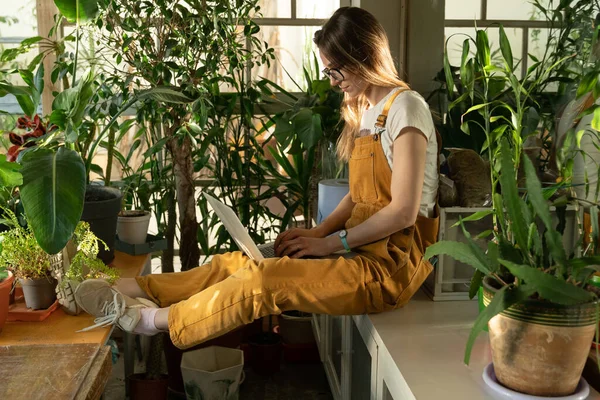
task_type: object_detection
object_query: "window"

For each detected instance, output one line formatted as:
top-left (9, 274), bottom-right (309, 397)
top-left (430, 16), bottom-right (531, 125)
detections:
top-left (253, 0), bottom-right (349, 91)
top-left (444, 0), bottom-right (552, 78)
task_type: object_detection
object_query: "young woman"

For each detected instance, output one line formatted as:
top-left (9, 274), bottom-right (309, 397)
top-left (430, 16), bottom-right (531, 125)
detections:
top-left (74, 7), bottom-right (440, 350)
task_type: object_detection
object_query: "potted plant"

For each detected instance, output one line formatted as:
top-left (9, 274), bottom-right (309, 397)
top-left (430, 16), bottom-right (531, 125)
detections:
top-left (128, 332), bottom-right (169, 400)
top-left (0, 208), bottom-right (58, 310)
top-left (425, 139), bottom-right (600, 397)
top-left (55, 221), bottom-right (120, 315)
top-left (0, 266), bottom-right (14, 333)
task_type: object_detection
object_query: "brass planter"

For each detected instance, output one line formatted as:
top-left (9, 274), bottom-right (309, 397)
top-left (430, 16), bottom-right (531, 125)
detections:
top-left (483, 279), bottom-right (596, 397)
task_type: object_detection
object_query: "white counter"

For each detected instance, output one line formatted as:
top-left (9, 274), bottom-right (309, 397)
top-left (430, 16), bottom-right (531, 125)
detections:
top-left (354, 290), bottom-right (600, 400)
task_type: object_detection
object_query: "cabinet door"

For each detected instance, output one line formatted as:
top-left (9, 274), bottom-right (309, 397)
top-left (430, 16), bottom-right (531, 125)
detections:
top-left (322, 315), bottom-right (343, 400)
top-left (351, 315), bottom-right (379, 400)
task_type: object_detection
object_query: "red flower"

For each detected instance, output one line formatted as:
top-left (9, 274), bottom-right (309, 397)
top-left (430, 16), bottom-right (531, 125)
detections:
top-left (7, 145), bottom-right (20, 162)
top-left (6, 115), bottom-right (51, 162)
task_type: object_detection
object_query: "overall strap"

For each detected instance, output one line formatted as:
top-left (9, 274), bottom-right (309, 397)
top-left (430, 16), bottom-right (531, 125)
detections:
top-left (374, 88), bottom-right (409, 129)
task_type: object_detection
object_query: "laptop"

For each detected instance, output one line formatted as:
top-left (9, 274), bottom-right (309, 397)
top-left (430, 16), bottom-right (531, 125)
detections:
top-left (204, 193), bottom-right (276, 261)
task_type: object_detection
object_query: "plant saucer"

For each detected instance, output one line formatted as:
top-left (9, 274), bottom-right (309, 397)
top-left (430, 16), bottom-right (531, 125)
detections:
top-left (482, 363), bottom-right (589, 400)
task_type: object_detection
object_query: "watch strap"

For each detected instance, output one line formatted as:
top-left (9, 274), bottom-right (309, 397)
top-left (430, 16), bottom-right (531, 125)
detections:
top-left (340, 235), bottom-right (351, 253)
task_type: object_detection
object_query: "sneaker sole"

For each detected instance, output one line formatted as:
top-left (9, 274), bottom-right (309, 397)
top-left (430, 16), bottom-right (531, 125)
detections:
top-left (49, 243), bottom-right (81, 315)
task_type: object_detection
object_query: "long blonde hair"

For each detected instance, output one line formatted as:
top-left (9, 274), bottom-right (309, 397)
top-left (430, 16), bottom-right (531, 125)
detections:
top-left (314, 7), bottom-right (409, 161)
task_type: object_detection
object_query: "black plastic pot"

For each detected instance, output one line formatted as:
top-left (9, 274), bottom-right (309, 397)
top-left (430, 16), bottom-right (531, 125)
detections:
top-left (248, 331), bottom-right (283, 376)
top-left (19, 277), bottom-right (57, 310)
top-left (81, 185), bottom-right (122, 264)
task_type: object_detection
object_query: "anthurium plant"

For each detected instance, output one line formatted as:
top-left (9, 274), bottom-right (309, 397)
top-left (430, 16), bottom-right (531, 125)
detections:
top-left (424, 138), bottom-right (600, 364)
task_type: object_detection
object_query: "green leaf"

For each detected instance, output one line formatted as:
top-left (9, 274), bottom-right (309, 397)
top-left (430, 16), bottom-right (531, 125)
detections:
top-left (424, 240), bottom-right (491, 275)
top-left (19, 148), bottom-right (86, 254)
top-left (469, 270), bottom-right (483, 300)
top-left (499, 260), bottom-right (594, 305)
top-left (0, 154), bottom-right (22, 187)
top-left (443, 45), bottom-right (454, 99)
top-left (451, 210), bottom-right (494, 227)
top-left (498, 138), bottom-right (528, 253)
top-left (592, 107), bottom-right (600, 131)
top-left (293, 108), bottom-right (322, 150)
top-left (136, 87), bottom-right (194, 104)
top-left (54, 0), bottom-right (100, 23)
top-left (499, 26), bottom-right (513, 71)
top-left (459, 39), bottom-right (470, 89)
top-left (464, 284), bottom-right (536, 364)
top-left (476, 30), bottom-right (491, 67)
top-left (523, 155), bottom-right (552, 230)
top-left (577, 71), bottom-right (598, 98)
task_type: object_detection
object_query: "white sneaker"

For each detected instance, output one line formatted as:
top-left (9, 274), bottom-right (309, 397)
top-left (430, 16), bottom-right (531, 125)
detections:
top-left (74, 279), bottom-right (158, 332)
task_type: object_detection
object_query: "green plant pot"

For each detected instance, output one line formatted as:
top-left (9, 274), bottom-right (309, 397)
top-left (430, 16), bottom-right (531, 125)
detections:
top-left (482, 278), bottom-right (596, 397)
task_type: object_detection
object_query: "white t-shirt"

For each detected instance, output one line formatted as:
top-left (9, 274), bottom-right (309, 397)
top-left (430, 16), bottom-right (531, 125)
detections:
top-left (359, 88), bottom-right (438, 217)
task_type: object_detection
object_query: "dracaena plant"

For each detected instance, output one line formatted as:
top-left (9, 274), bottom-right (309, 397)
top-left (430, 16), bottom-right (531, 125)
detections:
top-left (257, 55), bottom-right (344, 230)
top-left (425, 138), bottom-right (600, 365)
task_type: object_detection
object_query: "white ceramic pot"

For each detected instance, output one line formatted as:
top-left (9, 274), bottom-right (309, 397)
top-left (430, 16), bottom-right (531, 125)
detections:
top-left (116, 210), bottom-right (151, 245)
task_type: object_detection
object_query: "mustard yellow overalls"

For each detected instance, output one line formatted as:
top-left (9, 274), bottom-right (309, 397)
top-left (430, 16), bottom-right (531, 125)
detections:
top-left (136, 89), bottom-right (440, 349)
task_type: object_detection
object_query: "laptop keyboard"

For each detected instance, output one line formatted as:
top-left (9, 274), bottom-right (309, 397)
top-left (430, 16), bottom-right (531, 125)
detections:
top-left (258, 243), bottom-right (276, 258)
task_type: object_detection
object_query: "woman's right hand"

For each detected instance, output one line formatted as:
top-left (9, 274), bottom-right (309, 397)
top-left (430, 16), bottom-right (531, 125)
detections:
top-left (275, 227), bottom-right (324, 257)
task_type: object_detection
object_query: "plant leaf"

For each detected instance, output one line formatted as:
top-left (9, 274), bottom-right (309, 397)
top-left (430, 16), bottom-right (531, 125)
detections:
top-left (499, 260), bottom-right (594, 305)
top-left (54, 0), bottom-right (100, 23)
top-left (451, 210), bottom-right (494, 227)
top-left (499, 26), bottom-right (513, 71)
top-left (469, 270), bottom-right (483, 300)
top-left (498, 138), bottom-right (529, 254)
top-left (19, 147), bottom-right (86, 254)
top-left (424, 240), bottom-right (491, 275)
top-left (0, 154), bottom-right (22, 187)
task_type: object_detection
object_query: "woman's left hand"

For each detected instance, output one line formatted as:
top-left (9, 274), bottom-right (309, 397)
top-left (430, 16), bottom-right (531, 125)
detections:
top-left (277, 235), bottom-right (335, 259)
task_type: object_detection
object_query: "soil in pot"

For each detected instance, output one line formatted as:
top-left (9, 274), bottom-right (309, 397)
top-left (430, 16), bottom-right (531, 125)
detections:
top-left (128, 373), bottom-right (169, 400)
top-left (82, 185), bottom-right (122, 264)
top-left (0, 271), bottom-right (14, 333)
top-left (248, 331), bottom-right (283, 376)
top-left (19, 277), bottom-right (57, 310)
top-left (483, 279), bottom-right (596, 397)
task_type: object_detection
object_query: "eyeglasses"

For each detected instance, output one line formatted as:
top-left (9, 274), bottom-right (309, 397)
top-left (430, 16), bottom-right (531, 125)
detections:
top-left (322, 67), bottom-right (345, 82)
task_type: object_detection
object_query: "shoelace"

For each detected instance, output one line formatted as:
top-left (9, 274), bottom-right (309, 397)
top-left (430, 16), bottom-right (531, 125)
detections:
top-left (77, 292), bottom-right (126, 332)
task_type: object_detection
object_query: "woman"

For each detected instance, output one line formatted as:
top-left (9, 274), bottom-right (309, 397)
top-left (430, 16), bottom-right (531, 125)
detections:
top-left (74, 7), bottom-right (440, 350)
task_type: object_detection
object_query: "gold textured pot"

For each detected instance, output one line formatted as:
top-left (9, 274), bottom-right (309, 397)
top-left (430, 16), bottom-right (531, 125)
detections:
top-left (483, 279), bottom-right (596, 397)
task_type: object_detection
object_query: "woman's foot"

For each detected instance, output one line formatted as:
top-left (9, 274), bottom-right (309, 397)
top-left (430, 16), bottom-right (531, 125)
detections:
top-left (74, 279), bottom-right (164, 335)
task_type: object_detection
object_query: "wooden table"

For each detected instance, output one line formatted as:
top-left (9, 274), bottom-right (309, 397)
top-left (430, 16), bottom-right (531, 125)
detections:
top-left (0, 251), bottom-right (150, 399)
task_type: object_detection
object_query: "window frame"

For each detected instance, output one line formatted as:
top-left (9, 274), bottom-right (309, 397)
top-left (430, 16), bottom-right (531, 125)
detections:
top-left (445, 0), bottom-right (553, 78)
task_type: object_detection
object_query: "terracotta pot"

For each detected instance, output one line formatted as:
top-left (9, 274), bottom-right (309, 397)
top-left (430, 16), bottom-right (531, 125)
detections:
top-left (0, 271), bottom-right (14, 333)
top-left (128, 373), bottom-right (169, 400)
top-left (483, 279), bottom-right (596, 396)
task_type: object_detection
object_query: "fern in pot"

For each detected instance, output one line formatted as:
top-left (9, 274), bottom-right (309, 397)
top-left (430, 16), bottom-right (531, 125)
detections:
top-left (0, 208), bottom-right (58, 310)
top-left (425, 139), bottom-right (600, 397)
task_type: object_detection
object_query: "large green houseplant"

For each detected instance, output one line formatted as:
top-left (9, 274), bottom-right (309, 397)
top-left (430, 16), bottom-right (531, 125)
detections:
top-left (259, 57), bottom-right (344, 230)
top-left (425, 138), bottom-right (600, 397)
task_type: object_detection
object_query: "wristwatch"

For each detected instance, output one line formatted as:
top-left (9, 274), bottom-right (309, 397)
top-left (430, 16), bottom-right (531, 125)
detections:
top-left (339, 229), bottom-right (351, 253)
